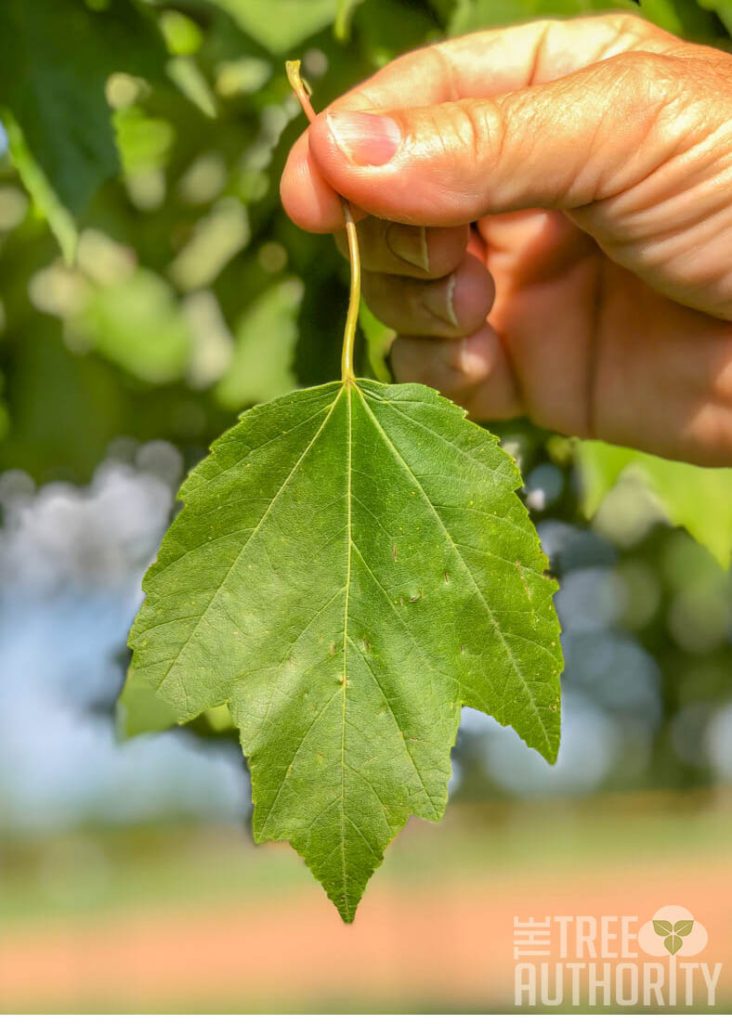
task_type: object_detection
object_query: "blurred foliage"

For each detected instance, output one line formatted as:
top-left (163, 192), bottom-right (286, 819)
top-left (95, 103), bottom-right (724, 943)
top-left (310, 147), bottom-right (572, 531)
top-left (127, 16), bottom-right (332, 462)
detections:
top-left (0, 0), bottom-right (167, 260)
top-left (0, 0), bottom-right (731, 788)
top-left (0, 0), bottom-right (729, 549)
top-left (578, 441), bottom-right (732, 569)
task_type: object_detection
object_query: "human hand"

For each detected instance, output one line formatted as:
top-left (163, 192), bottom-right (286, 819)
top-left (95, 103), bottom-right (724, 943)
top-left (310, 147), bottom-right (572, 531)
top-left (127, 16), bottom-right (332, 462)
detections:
top-left (280, 13), bottom-right (732, 466)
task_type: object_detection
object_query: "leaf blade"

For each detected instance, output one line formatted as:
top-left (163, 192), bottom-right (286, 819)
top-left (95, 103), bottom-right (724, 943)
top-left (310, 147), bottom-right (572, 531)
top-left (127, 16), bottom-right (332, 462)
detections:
top-left (123, 380), bottom-right (561, 919)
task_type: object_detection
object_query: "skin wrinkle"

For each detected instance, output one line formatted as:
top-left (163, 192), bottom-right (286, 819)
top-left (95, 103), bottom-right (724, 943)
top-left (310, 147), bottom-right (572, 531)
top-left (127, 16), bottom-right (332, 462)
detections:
top-left (431, 43), bottom-right (462, 104)
top-left (474, 99), bottom-right (509, 208)
top-left (572, 56), bottom-right (681, 206)
top-left (585, 250), bottom-right (606, 444)
top-left (525, 20), bottom-right (550, 87)
top-left (598, 62), bottom-right (726, 205)
top-left (581, 125), bottom-right (732, 320)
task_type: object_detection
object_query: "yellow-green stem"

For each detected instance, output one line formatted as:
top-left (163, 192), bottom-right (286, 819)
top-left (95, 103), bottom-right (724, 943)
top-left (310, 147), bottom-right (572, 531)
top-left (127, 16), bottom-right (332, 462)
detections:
top-left (286, 60), bottom-right (360, 384)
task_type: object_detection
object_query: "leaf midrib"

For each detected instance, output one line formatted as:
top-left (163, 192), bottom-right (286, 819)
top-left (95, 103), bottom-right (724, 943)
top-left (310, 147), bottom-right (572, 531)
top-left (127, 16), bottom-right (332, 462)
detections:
top-left (339, 383), bottom-right (353, 920)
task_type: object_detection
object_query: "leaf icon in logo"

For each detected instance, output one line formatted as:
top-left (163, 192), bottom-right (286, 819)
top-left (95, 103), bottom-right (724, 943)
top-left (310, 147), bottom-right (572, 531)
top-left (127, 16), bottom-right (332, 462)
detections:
top-left (640, 908), bottom-right (706, 958)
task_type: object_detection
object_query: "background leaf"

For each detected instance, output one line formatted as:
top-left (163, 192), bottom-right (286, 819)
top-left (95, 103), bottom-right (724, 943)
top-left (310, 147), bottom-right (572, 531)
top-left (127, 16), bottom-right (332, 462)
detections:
top-left (0, 0), bottom-right (166, 254)
top-left (450, 0), bottom-right (634, 33)
top-left (216, 277), bottom-right (303, 407)
top-left (698, 0), bottom-right (732, 33)
top-left (641, 0), bottom-right (723, 36)
top-left (71, 268), bottom-right (194, 384)
top-left (208, 0), bottom-right (339, 54)
top-left (577, 441), bottom-right (732, 569)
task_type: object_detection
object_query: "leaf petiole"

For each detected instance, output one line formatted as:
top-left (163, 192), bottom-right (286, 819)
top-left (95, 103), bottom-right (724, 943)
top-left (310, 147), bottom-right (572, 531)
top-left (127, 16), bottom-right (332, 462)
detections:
top-left (286, 60), bottom-right (360, 384)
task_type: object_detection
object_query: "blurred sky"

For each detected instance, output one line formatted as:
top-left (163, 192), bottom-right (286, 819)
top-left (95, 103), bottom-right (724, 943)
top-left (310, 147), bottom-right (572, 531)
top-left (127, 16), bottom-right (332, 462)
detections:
top-left (0, 445), bottom-right (247, 833)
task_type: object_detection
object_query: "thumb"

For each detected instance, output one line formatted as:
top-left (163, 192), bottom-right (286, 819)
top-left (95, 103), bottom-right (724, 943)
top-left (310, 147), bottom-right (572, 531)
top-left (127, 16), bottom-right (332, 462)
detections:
top-left (306, 52), bottom-right (681, 226)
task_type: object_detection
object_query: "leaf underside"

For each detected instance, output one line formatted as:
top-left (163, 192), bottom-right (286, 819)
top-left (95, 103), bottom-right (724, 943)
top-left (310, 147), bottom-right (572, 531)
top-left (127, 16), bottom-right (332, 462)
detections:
top-left (121, 380), bottom-right (562, 921)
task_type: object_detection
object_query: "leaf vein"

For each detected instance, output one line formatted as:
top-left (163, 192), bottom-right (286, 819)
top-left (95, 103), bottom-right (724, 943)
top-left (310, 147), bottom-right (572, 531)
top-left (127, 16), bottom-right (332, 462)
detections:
top-left (143, 393), bottom-right (340, 701)
top-left (357, 388), bottom-right (553, 753)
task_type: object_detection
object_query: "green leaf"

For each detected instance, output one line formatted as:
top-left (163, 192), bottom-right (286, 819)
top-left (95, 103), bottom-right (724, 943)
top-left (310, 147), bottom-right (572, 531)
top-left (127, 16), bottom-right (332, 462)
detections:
top-left (121, 379), bottom-right (561, 920)
top-left (449, 0), bottom-right (633, 33)
top-left (216, 278), bottom-right (303, 409)
top-left (166, 56), bottom-right (218, 119)
top-left (168, 198), bottom-right (250, 292)
top-left (2, 115), bottom-right (78, 263)
top-left (640, 0), bottom-right (721, 38)
top-left (359, 302), bottom-right (394, 383)
top-left (118, 665), bottom-right (180, 736)
top-left (209, 0), bottom-right (339, 54)
top-left (448, 0), bottom-right (728, 37)
top-left (577, 440), bottom-right (732, 569)
top-left (0, 0), bottom-right (165, 251)
top-left (335, 0), bottom-right (366, 40)
top-left (159, 10), bottom-right (204, 56)
top-left (674, 919), bottom-right (694, 937)
top-left (114, 108), bottom-right (175, 175)
top-left (72, 268), bottom-right (193, 385)
top-left (665, 934), bottom-right (683, 955)
top-left (697, 0), bottom-right (732, 34)
top-left (353, 0), bottom-right (442, 63)
top-left (653, 919), bottom-right (673, 935)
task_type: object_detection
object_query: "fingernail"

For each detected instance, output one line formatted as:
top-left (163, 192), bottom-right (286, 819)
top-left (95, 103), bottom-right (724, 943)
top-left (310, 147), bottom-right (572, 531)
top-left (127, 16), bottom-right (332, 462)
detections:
top-left (424, 273), bottom-right (459, 329)
top-left (456, 334), bottom-right (491, 381)
top-left (326, 111), bottom-right (401, 166)
top-left (445, 274), bottom-right (458, 327)
top-left (385, 224), bottom-right (430, 272)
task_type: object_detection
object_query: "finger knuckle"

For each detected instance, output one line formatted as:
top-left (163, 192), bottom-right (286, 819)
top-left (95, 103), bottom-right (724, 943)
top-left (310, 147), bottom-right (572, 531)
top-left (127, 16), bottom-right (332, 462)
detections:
top-left (595, 50), bottom-right (688, 148)
top-left (612, 49), bottom-right (680, 100)
top-left (448, 98), bottom-right (505, 177)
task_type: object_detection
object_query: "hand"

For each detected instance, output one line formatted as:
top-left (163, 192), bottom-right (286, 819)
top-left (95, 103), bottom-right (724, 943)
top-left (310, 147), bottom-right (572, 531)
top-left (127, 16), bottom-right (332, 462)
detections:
top-left (280, 13), bottom-right (732, 466)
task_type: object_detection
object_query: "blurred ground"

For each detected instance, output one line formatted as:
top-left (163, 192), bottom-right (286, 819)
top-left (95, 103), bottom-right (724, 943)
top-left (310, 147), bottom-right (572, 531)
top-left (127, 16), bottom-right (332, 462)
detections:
top-left (1, 789), bottom-right (731, 1013)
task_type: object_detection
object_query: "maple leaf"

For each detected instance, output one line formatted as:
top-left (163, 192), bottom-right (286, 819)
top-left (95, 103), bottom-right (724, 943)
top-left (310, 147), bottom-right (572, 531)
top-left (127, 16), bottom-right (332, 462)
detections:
top-left (121, 378), bottom-right (562, 920)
